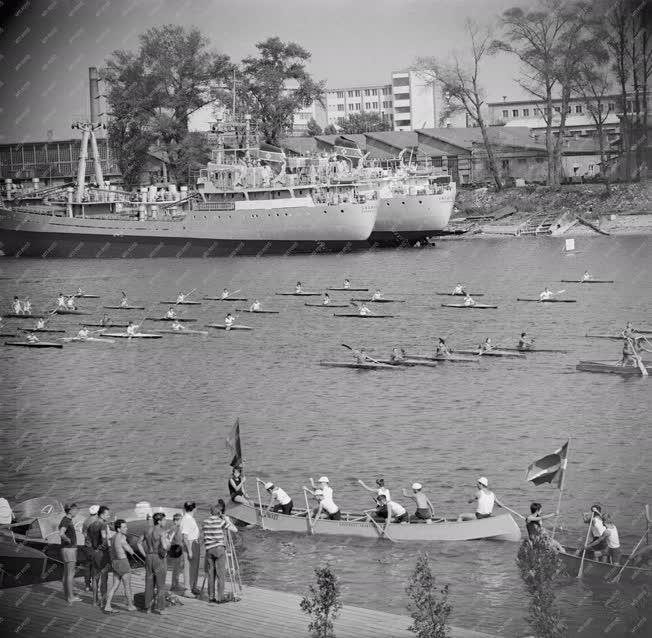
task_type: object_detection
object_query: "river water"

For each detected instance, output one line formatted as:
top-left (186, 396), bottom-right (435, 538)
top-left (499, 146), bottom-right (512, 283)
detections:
top-left (1, 235), bottom-right (650, 637)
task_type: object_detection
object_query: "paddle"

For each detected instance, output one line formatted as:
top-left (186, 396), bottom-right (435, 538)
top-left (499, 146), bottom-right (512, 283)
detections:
top-left (611, 505), bottom-right (651, 583)
top-left (177, 288), bottom-right (197, 303)
top-left (577, 511), bottom-right (595, 578)
top-left (341, 343), bottom-right (381, 365)
top-left (255, 478), bottom-right (268, 530)
top-left (364, 509), bottom-right (395, 542)
top-left (303, 487), bottom-right (315, 535)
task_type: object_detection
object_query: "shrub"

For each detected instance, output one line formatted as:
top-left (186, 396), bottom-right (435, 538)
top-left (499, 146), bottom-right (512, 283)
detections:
top-left (300, 565), bottom-right (343, 638)
top-left (405, 553), bottom-right (451, 638)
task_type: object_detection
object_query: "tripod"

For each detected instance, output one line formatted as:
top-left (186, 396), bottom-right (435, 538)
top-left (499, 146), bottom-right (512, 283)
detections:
top-left (224, 528), bottom-right (243, 601)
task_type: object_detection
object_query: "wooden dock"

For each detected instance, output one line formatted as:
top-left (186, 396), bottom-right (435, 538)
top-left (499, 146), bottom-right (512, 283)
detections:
top-left (0, 568), bottom-right (499, 638)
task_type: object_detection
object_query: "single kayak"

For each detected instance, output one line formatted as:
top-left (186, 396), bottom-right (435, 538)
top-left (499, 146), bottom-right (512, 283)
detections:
top-left (584, 334), bottom-right (621, 340)
top-left (441, 303), bottom-right (498, 309)
top-left (454, 349), bottom-right (526, 358)
top-left (376, 359), bottom-right (438, 368)
top-left (350, 298), bottom-right (406, 303)
top-left (206, 324), bottom-right (254, 331)
top-left (22, 328), bottom-right (66, 333)
top-left (327, 287), bottom-right (369, 291)
top-left (203, 296), bottom-right (248, 301)
top-left (5, 341), bottom-right (63, 348)
top-left (99, 333), bottom-right (162, 339)
top-left (516, 298), bottom-right (577, 303)
top-left (304, 303), bottom-right (350, 308)
top-left (145, 317), bottom-right (197, 322)
top-left (275, 292), bottom-right (321, 296)
top-left (84, 322), bottom-right (128, 328)
top-left (319, 360), bottom-right (399, 370)
top-left (498, 347), bottom-right (568, 354)
top-left (62, 337), bottom-right (115, 343)
top-left (153, 329), bottom-right (209, 335)
top-left (159, 300), bottom-right (202, 305)
top-left (560, 280), bottom-right (614, 284)
top-left (407, 354), bottom-right (479, 363)
top-left (576, 360), bottom-right (652, 376)
top-left (435, 292), bottom-right (485, 297)
top-left (67, 293), bottom-right (100, 298)
top-left (3, 314), bottom-right (46, 319)
top-left (235, 309), bottom-right (281, 314)
top-left (103, 305), bottom-right (145, 310)
top-left (54, 308), bottom-right (90, 315)
top-left (333, 313), bottom-right (395, 319)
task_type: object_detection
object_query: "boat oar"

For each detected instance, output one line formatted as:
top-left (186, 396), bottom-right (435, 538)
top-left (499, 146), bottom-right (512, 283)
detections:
top-left (364, 509), bottom-right (394, 542)
top-left (631, 342), bottom-right (649, 377)
top-left (255, 478), bottom-right (268, 530)
top-left (178, 288), bottom-right (197, 303)
top-left (577, 511), bottom-right (595, 578)
top-left (303, 487), bottom-right (315, 535)
top-left (341, 343), bottom-right (381, 365)
top-left (498, 503), bottom-right (526, 520)
top-left (610, 504), bottom-right (650, 583)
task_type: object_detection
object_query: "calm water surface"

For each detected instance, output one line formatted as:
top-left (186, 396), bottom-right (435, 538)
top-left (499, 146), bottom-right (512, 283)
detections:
top-left (1, 236), bottom-right (650, 636)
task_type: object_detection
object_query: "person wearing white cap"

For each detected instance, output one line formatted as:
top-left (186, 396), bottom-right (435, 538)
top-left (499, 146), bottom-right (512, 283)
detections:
top-left (310, 488), bottom-right (342, 521)
top-left (265, 482), bottom-right (293, 515)
top-left (82, 505), bottom-right (100, 591)
top-left (468, 477), bottom-right (505, 519)
top-left (402, 483), bottom-right (435, 522)
top-left (306, 477), bottom-right (340, 519)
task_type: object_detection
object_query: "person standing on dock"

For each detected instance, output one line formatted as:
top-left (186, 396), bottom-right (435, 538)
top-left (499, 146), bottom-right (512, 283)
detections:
top-left (88, 505), bottom-right (111, 607)
top-left (180, 501), bottom-right (201, 598)
top-left (82, 505), bottom-right (99, 592)
top-left (58, 503), bottom-right (81, 603)
top-left (468, 477), bottom-right (505, 519)
top-left (137, 512), bottom-right (171, 614)
top-left (202, 503), bottom-right (238, 603)
top-left (104, 519), bottom-right (137, 613)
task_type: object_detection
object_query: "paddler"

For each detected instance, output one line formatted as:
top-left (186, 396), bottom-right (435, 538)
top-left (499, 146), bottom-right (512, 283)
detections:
top-left (452, 283), bottom-right (466, 295)
top-left (479, 338), bottom-right (493, 353)
top-left (390, 347), bottom-right (405, 363)
top-left (120, 292), bottom-right (129, 307)
top-left (12, 296), bottom-right (23, 314)
top-left (57, 293), bottom-right (66, 309)
top-left (176, 292), bottom-right (186, 304)
top-left (99, 313), bottom-right (111, 327)
top-left (621, 321), bottom-right (636, 339)
top-left (371, 289), bottom-right (383, 301)
top-left (539, 287), bottom-right (553, 301)
top-left (435, 337), bottom-right (451, 358)
top-left (357, 478), bottom-right (391, 504)
top-left (249, 299), bottom-right (262, 312)
top-left (25, 333), bottom-right (40, 343)
top-left (310, 488), bottom-right (342, 520)
top-left (463, 293), bottom-right (475, 307)
top-left (582, 504), bottom-right (609, 561)
top-left (22, 297), bottom-right (32, 315)
top-left (468, 477), bottom-right (506, 519)
top-left (352, 347), bottom-right (372, 363)
top-left (224, 313), bottom-right (236, 330)
top-left (65, 296), bottom-right (76, 310)
top-left (126, 321), bottom-right (139, 336)
top-left (402, 483), bottom-right (435, 522)
top-left (221, 288), bottom-right (230, 299)
top-left (76, 287), bottom-right (84, 296)
top-left (295, 282), bottom-right (303, 294)
top-left (322, 293), bottom-right (331, 306)
top-left (359, 303), bottom-right (372, 316)
top-left (77, 326), bottom-right (90, 340)
top-left (264, 482), bottom-right (293, 515)
top-left (34, 317), bottom-right (46, 330)
top-left (581, 270), bottom-right (593, 282)
top-left (165, 307), bottom-right (177, 319)
top-left (377, 494), bottom-right (409, 527)
top-left (343, 279), bottom-right (351, 289)
top-left (171, 319), bottom-right (185, 332)
top-left (518, 332), bottom-right (535, 351)
top-left (308, 476), bottom-right (340, 519)
top-left (228, 466), bottom-right (250, 505)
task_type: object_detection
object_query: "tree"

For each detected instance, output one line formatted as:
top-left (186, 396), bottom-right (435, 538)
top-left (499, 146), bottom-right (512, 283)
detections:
top-left (416, 20), bottom-right (503, 191)
top-left (323, 124), bottom-right (338, 135)
top-left (239, 37), bottom-right (325, 145)
top-left (306, 118), bottom-right (323, 136)
top-left (516, 537), bottom-right (565, 638)
top-left (337, 112), bottom-right (391, 134)
top-left (405, 553), bottom-right (451, 638)
top-left (494, 0), bottom-right (594, 185)
top-left (167, 132), bottom-right (211, 185)
top-left (300, 565), bottom-right (343, 638)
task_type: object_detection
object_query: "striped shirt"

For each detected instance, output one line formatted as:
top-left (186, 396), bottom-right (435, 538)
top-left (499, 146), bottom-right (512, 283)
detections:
top-left (202, 515), bottom-right (226, 550)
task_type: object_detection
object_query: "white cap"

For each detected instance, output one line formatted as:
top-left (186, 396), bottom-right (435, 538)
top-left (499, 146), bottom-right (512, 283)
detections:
top-left (318, 476), bottom-right (329, 483)
top-left (477, 477), bottom-right (489, 487)
top-left (89, 504), bottom-right (99, 515)
top-left (412, 483), bottom-right (422, 490)
top-left (264, 482), bottom-right (274, 490)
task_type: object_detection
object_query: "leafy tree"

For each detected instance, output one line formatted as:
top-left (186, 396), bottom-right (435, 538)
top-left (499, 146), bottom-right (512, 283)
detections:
top-left (306, 118), bottom-right (323, 136)
top-left (239, 37), bottom-right (325, 145)
top-left (300, 565), bottom-right (343, 638)
top-left (167, 132), bottom-right (211, 185)
top-left (323, 123), bottom-right (338, 135)
top-left (416, 20), bottom-right (503, 191)
top-left (405, 553), bottom-right (451, 638)
top-left (516, 537), bottom-right (565, 638)
top-left (337, 112), bottom-right (391, 134)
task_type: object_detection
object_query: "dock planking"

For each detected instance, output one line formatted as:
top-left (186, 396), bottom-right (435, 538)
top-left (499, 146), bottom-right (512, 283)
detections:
top-left (0, 567), bottom-right (499, 638)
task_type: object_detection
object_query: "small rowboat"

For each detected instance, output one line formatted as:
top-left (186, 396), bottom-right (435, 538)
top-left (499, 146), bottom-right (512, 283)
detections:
top-left (498, 347), bottom-right (568, 354)
top-left (560, 280), bottom-right (614, 284)
top-left (54, 308), bottom-right (90, 315)
top-left (203, 296), bottom-right (249, 301)
top-left (103, 305), bottom-right (145, 310)
top-left (225, 502), bottom-right (521, 542)
top-left (304, 303), bottom-right (350, 308)
top-left (206, 324), bottom-right (254, 331)
top-left (5, 341), bottom-right (63, 348)
top-left (319, 360), bottom-right (400, 370)
top-left (22, 328), bottom-right (66, 334)
top-left (3, 314), bottom-right (45, 319)
top-left (407, 354), bottom-right (478, 363)
top-left (67, 293), bottom-right (100, 298)
top-left (235, 309), bottom-right (281, 314)
top-left (333, 313), bottom-right (395, 319)
top-left (275, 292), bottom-right (321, 296)
top-left (62, 337), bottom-right (115, 344)
top-left (576, 360), bottom-right (652, 376)
top-left (558, 548), bottom-right (651, 584)
top-left (350, 298), bottom-right (406, 303)
top-left (100, 333), bottom-right (162, 339)
top-left (145, 317), bottom-right (197, 323)
top-left (441, 303), bottom-right (498, 309)
top-left (84, 322), bottom-right (128, 328)
top-left (435, 292), bottom-right (485, 297)
top-left (159, 300), bottom-right (202, 305)
top-left (376, 359), bottom-right (438, 368)
top-left (327, 287), bottom-right (369, 291)
top-left (516, 298), bottom-right (577, 303)
top-left (454, 349), bottom-right (526, 358)
top-left (152, 329), bottom-right (209, 335)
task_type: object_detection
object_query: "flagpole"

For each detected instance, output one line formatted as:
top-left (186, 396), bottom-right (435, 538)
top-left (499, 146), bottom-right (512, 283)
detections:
top-left (552, 437), bottom-right (570, 538)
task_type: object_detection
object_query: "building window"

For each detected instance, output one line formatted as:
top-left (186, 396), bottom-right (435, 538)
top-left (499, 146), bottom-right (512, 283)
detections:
top-left (354, 103), bottom-right (360, 110)
top-left (336, 91), bottom-right (344, 98)
top-left (501, 159), bottom-right (510, 169)
top-left (395, 106), bottom-right (411, 114)
top-left (432, 157), bottom-right (442, 167)
top-left (372, 102), bottom-right (378, 109)
top-left (512, 109), bottom-right (519, 117)
top-left (396, 119), bottom-right (411, 127)
top-left (371, 88), bottom-right (378, 95)
top-left (348, 90), bottom-right (354, 97)
top-left (354, 90), bottom-right (360, 97)
top-left (382, 100), bottom-right (392, 108)
top-left (337, 104), bottom-right (344, 111)
top-left (575, 105), bottom-right (582, 113)
top-left (393, 76), bottom-right (410, 86)
top-left (365, 102), bottom-right (371, 109)
top-left (364, 89), bottom-right (371, 96)
top-left (518, 158), bottom-right (527, 164)
top-left (607, 102), bottom-right (615, 111)
top-left (394, 93), bottom-right (410, 101)
top-left (502, 109), bottom-right (509, 118)
top-left (554, 106), bottom-right (561, 112)
top-left (383, 87), bottom-right (391, 95)
top-left (522, 108), bottom-right (529, 117)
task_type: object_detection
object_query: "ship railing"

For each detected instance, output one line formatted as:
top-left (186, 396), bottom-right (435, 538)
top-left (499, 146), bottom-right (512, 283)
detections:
top-left (193, 201), bottom-right (236, 212)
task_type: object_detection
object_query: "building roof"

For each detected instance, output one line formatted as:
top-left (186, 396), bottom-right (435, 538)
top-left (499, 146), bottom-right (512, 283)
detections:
top-left (504, 114), bottom-right (621, 129)
top-left (364, 131), bottom-right (418, 151)
top-left (279, 137), bottom-right (319, 156)
top-left (488, 95), bottom-right (621, 107)
top-left (314, 134), bottom-right (368, 151)
top-left (417, 127), bottom-right (546, 152)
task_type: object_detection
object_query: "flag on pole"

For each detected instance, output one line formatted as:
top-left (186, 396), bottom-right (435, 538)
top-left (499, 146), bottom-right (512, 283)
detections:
top-left (526, 441), bottom-right (569, 487)
top-left (226, 418), bottom-right (242, 468)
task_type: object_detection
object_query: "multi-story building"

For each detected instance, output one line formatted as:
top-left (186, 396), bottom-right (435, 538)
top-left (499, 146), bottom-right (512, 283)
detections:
top-left (322, 83), bottom-right (394, 129)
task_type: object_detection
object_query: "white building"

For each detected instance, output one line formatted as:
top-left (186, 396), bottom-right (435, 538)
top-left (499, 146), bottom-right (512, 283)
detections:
top-left (322, 83), bottom-right (395, 130)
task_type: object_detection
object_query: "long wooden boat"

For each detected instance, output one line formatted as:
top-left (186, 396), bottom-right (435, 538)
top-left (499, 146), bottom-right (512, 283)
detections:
top-left (409, 353), bottom-right (479, 363)
top-left (54, 308), bottom-right (90, 315)
top-left (498, 347), bottom-right (568, 354)
top-left (207, 324), bottom-right (254, 331)
top-left (153, 328), bottom-right (209, 335)
top-left (576, 360), bottom-right (652, 376)
top-left (235, 308), bottom-right (281, 314)
top-left (159, 300), bottom-right (202, 305)
top-left (5, 341), bottom-right (63, 348)
top-left (103, 305), bottom-right (145, 310)
top-left (516, 298), bottom-right (577, 303)
top-left (320, 360), bottom-right (399, 370)
top-left (558, 548), bottom-right (651, 584)
top-left (454, 349), bottom-right (526, 358)
top-left (3, 313), bottom-right (46, 319)
top-left (22, 328), bottom-right (66, 333)
top-left (275, 291), bottom-right (321, 296)
top-left (304, 303), bottom-right (350, 308)
top-left (560, 280), bottom-right (614, 284)
top-left (334, 313), bottom-right (395, 318)
top-left (435, 292), bottom-right (485, 297)
top-left (203, 296), bottom-right (249, 301)
top-left (145, 317), bottom-right (197, 322)
top-left (99, 332), bottom-right (162, 339)
top-left (225, 502), bottom-right (521, 542)
top-left (327, 287), bottom-right (368, 291)
top-left (350, 298), bottom-right (406, 303)
top-left (441, 303), bottom-right (498, 309)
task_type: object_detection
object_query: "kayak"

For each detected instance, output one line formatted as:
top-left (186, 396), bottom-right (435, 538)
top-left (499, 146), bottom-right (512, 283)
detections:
top-left (275, 292), bottom-right (321, 296)
top-left (206, 324), bottom-right (254, 331)
top-left (454, 349), bottom-right (526, 358)
top-left (327, 287), bottom-right (369, 291)
top-left (54, 308), bottom-right (90, 315)
top-left (435, 292), bottom-right (485, 297)
top-left (333, 313), bottom-right (395, 318)
top-left (203, 296), bottom-right (248, 301)
top-left (3, 314), bottom-right (45, 319)
top-left (304, 303), bottom-right (351, 308)
top-left (408, 354), bottom-right (479, 363)
top-left (560, 280), bottom-right (614, 284)
top-left (22, 328), bottom-right (66, 333)
top-left (226, 502), bottom-right (521, 542)
top-left (145, 317), bottom-right (197, 322)
top-left (585, 334), bottom-right (621, 340)
top-left (320, 360), bottom-right (400, 370)
top-left (498, 347), bottom-right (568, 354)
top-left (235, 309), bottom-right (281, 314)
top-left (5, 341), bottom-right (63, 348)
top-left (67, 294), bottom-right (100, 298)
top-left (516, 298), bottom-right (577, 303)
top-left (153, 329), bottom-right (209, 335)
top-left (576, 360), bottom-right (652, 376)
top-left (99, 333), bottom-right (162, 339)
top-left (350, 298), bottom-right (406, 303)
top-left (0, 333), bottom-right (17, 338)
top-left (62, 337), bottom-right (115, 343)
top-left (441, 303), bottom-right (498, 309)
top-left (103, 305), bottom-right (145, 310)
top-left (84, 322), bottom-right (128, 328)
top-left (376, 359), bottom-right (438, 368)
top-left (159, 300), bottom-right (202, 305)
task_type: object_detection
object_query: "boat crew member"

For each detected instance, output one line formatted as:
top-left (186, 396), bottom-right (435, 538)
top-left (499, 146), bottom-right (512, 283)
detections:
top-left (343, 279), bottom-right (351, 289)
top-left (352, 347), bottom-right (372, 363)
top-left (463, 293), bottom-right (475, 307)
top-left (65, 296), bottom-right (76, 310)
top-left (76, 287), bottom-right (85, 296)
top-left (165, 307), bottom-right (177, 319)
top-left (452, 283), bottom-right (466, 295)
top-left (311, 488), bottom-right (342, 520)
top-left (221, 288), bottom-right (230, 299)
top-left (77, 326), bottom-right (90, 340)
top-left (581, 270), bottom-right (593, 282)
top-left (518, 332), bottom-right (534, 350)
top-left (26, 333), bottom-right (40, 343)
top-left (435, 337), bottom-right (451, 358)
top-left (120, 292), bottom-right (129, 308)
top-left (228, 467), bottom-right (250, 504)
top-left (479, 338), bottom-right (493, 353)
top-left (357, 478), bottom-right (391, 504)
top-left (34, 317), bottom-right (46, 330)
top-left (603, 514), bottom-right (621, 564)
top-left (359, 303), bottom-right (372, 316)
top-left (171, 319), bottom-right (185, 331)
top-left (295, 282), bottom-right (303, 293)
top-left (525, 503), bottom-right (557, 542)
top-left (22, 297), bottom-right (32, 314)
top-left (620, 336), bottom-right (638, 366)
top-left (371, 289), bottom-right (383, 301)
top-left (249, 299), bottom-right (262, 312)
top-left (390, 347), bottom-right (405, 363)
top-left (265, 482), bottom-right (293, 514)
top-left (225, 313), bottom-right (236, 330)
top-left (176, 292), bottom-right (186, 303)
top-left (539, 287), bottom-right (553, 301)
top-left (12, 296), bottom-right (23, 314)
top-left (377, 494), bottom-right (408, 526)
top-left (583, 504), bottom-right (609, 560)
top-left (57, 293), bottom-right (66, 309)
top-left (126, 322), bottom-right (139, 336)
top-left (402, 483), bottom-right (435, 522)
top-left (468, 477), bottom-right (505, 519)
top-left (322, 293), bottom-right (331, 305)
top-left (100, 313), bottom-right (111, 327)
top-left (621, 321), bottom-right (636, 339)
top-left (307, 476), bottom-right (340, 519)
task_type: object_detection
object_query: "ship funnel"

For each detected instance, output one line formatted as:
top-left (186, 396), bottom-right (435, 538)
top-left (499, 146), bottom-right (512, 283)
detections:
top-left (89, 67), bottom-right (100, 126)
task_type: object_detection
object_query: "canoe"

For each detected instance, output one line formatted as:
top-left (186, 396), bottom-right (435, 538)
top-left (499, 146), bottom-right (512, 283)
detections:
top-left (84, 322), bottom-right (128, 328)
top-left (145, 317), bottom-right (197, 322)
top-left (62, 336), bottom-right (116, 343)
top-left (275, 292), bottom-right (321, 296)
top-left (99, 333), bottom-right (162, 339)
top-left (516, 298), bottom-right (577, 303)
top-left (435, 292), bottom-right (485, 297)
top-left (350, 298), bottom-right (406, 303)
top-left (304, 303), bottom-right (351, 308)
top-left (454, 349), bottom-right (526, 358)
top-left (225, 502), bottom-right (521, 542)
top-left (320, 360), bottom-right (399, 370)
top-left (560, 280), bottom-right (614, 284)
top-left (103, 305), bottom-right (145, 310)
top-left (67, 293), bottom-right (100, 298)
top-left (376, 359), bottom-right (438, 368)
top-left (498, 347), bottom-right (568, 354)
top-left (576, 360), bottom-right (652, 376)
top-left (333, 313), bottom-right (395, 318)
top-left (558, 548), bottom-right (651, 584)
top-left (441, 303), bottom-right (498, 309)
top-left (5, 341), bottom-right (63, 348)
top-left (407, 354), bottom-right (479, 363)
top-left (3, 314), bottom-right (45, 319)
top-left (203, 296), bottom-right (249, 301)
top-left (327, 287), bottom-right (369, 291)
top-left (207, 324), bottom-right (254, 331)
top-left (159, 300), bottom-right (202, 305)
top-left (54, 308), bottom-right (90, 315)
top-left (22, 328), bottom-right (66, 333)
top-left (235, 309), bottom-right (281, 314)
top-left (153, 329), bottom-right (209, 335)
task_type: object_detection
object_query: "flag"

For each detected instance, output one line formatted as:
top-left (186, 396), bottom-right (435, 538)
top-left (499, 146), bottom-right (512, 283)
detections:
top-left (253, 143), bottom-right (285, 163)
top-left (526, 441), bottom-right (568, 487)
top-left (226, 419), bottom-right (242, 468)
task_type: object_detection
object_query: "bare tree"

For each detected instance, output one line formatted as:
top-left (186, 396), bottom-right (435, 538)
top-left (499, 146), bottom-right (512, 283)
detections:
top-left (416, 20), bottom-right (503, 190)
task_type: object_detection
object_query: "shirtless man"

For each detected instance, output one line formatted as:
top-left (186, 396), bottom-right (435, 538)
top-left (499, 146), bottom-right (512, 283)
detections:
top-left (104, 519), bottom-right (137, 612)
